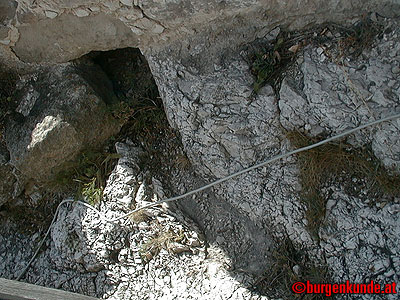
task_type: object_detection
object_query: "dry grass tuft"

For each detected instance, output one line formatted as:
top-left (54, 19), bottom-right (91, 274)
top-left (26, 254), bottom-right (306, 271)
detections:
top-left (174, 152), bottom-right (191, 170)
top-left (254, 236), bottom-right (330, 299)
top-left (129, 210), bottom-right (151, 224)
top-left (287, 130), bottom-right (400, 239)
top-left (140, 227), bottom-right (185, 262)
top-left (336, 17), bottom-right (382, 59)
top-left (251, 33), bottom-right (303, 94)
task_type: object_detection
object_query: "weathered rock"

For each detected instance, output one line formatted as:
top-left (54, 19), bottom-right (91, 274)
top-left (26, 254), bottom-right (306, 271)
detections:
top-left (5, 62), bottom-right (121, 183)
top-left (0, 25), bottom-right (9, 40)
top-left (145, 15), bottom-right (400, 297)
top-left (320, 188), bottom-right (400, 288)
top-left (0, 143), bottom-right (9, 165)
top-left (0, 0), bottom-right (398, 63)
top-left (279, 20), bottom-right (400, 171)
top-left (2, 141), bottom-right (253, 300)
top-left (102, 140), bottom-right (143, 209)
top-left (0, 0), bottom-right (17, 25)
top-left (146, 28), bottom-right (320, 271)
top-left (277, 17), bottom-right (400, 291)
top-left (0, 5), bottom-right (399, 300)
top-left (13, 13), bottom-right (139, 63)
top-left (0, 144), bottom-right (16, 207)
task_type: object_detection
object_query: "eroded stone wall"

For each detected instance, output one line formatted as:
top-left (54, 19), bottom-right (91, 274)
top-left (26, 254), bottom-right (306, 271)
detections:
top-left (0, 0), bottom-right (399, 66)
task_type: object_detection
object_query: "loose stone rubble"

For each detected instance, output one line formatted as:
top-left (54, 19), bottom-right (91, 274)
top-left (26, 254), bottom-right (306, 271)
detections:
top-left (0, 10), bottom-right (399, 300)
top-left (0, 138), bottom-right (268, 299)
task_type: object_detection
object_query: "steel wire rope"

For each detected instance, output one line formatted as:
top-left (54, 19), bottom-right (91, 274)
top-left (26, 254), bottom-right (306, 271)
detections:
top-left (16, 112), bottom-right (400, 281)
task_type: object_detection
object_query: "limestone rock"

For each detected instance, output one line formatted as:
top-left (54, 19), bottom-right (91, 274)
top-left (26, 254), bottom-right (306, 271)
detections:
top-left (0, 25), bottom-right (9, 41)
top-left (279, 19), bottom-right (400, 171)
top-left (5, 62), bottom-right (121, 183)
top-left (320, 188), bottom-right (400, 286)
top-left (277, 17), bottom-right (400, 289)
top-left (0, 3), bottom-right (399, 299)
top-left (2, 0), bottom-right (398, 64)
top-left (145, 15), bottom-right (400, 295)
top-left (146, 32), bottom-right (319, 273)
top-left (13, 13), bottom-right (139, 63)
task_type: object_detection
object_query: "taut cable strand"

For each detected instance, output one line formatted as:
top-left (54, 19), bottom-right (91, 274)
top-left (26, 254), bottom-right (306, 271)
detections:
top-left (16, 112), bottom-right (400, 281)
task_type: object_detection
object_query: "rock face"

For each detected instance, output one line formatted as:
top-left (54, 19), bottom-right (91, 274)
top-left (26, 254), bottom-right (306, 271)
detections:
top-left (0, 1), bottom-right (400, 299)
top-left (279, 30), bottom-right (400, 172)
top-left (13, 13), bottom-right (139, 63)
top-left (277, 18), bottom-right (400, 289)
top-left (1, 140), bottom-right (266, 300)
top-left (0, 144), bottom-right (16, 207)
top-left (145, 15), bottom-right (400, 297)
top-left (0, 0), bottom-right (17, 25)
top-left (0, 0), bottom-right (399, 65)
top-left (5, 61), bottom-right (121, 183)
top-left (146, 31), bottom-right (322, 288)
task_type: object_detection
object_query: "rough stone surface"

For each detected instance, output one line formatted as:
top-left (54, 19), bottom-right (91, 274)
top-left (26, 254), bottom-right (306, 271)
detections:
top-left (0, 0), bottom-right (398, 63)
top-left (13, 13), bottom-right (139, 63)
top-left (0, 6), bottom-right (399, 300)
top-left (5, 61), bottom-right (121, 183)
top-left (276, 17), bottom-right (400, 297)
top-left (279, 22), bottom-right (400, 171)
top-left (320, 187), bottom-right (400, 296)
top-left (0, 140), bottom-right (268, 300)
top-left (0, 1), bottom-right (17, 25)
top-left (145, 15), bottom-right (400, 298)
top-left (146, 33), bottom-right (319, 262)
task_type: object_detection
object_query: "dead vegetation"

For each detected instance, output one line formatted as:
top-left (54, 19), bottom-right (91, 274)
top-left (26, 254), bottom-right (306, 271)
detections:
top-left (250, 31), bottom-right (302, 93)
top-left (129, 210), bottom-right (151, 224)
top-left (254, 236), bottom-right (330, 300)
top-left (334, 17), bottom-right (382, 60)
top-left (287, 130), bottom-right (400, 240)
top-left (174, 152), bottom-right (191, 170)
top-left (250, 15), bottom-right (383, 94)
top-left (140, 223), bottom-right (185, 263)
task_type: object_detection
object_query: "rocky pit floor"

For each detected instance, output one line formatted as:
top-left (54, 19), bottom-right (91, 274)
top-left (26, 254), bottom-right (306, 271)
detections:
top-left (1, 13), bottom-right (400, 300)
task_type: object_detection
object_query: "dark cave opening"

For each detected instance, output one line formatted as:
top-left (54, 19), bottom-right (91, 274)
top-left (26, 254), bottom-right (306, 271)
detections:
top-left (87, 48), bottom-right (159, 106)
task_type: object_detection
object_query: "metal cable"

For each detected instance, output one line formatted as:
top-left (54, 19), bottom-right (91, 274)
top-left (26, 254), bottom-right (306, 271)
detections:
top-left (16, 112), bottom-right (400, 280)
